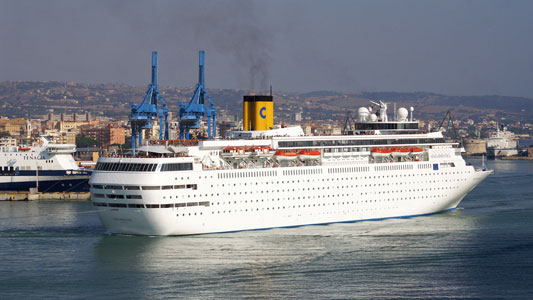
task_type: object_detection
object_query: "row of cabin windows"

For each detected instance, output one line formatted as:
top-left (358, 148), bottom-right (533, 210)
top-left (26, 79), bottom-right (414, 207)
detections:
top-left (278, 138), bottom-right (445, 148)
top-left (91, 184), bottom-right (197, 191)
top-left (417, 163), bottom-right (433, 169)
top-left (328, 166), bottom-right (371, 174)
top-left (93, 201), bottom-right (209, 208)
top-left (283, 169), bottom-right (322, 176)
top-left (218, 170), bottom-right (276, 179)
top-left (374, 164), bottom-right (414, 172)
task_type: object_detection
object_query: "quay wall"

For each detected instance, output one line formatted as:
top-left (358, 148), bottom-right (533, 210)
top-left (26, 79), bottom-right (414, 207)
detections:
top-left (0, 192), bottom-right (90, 201)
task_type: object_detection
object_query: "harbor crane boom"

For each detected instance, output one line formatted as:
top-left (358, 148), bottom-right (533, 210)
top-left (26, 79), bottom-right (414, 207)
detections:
top-left (178, 50), bottom-right (216, 140)
top-left (129, 51), bottom-right (169, 153)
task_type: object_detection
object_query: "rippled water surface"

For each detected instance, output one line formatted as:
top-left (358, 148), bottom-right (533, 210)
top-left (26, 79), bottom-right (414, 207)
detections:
top-left (0, 159), bottom-right (532, 299)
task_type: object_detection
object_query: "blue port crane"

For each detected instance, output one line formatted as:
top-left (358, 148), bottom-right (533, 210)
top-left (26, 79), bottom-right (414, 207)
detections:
top-left (129, 51), bottom-right (169, 153)
top-left (178, 50), bottom-right (216, 140)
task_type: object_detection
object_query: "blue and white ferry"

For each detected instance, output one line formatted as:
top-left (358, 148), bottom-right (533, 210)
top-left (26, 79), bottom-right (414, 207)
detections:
top-left (0, 139), bottom-right (90, 192)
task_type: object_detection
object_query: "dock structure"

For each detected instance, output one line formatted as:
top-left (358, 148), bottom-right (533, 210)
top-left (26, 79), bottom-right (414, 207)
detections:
top-left (0, 191), bottom-right (90, 201)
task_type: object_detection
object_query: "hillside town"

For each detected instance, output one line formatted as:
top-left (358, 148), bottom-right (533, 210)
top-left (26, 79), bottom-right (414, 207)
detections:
top-left (0, 81), bottom-right (532, 164)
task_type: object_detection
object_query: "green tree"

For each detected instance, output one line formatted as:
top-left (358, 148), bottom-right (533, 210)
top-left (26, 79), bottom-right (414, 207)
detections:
top-left (75, 134), bottom-right (98, 148)
top-left (0, 131), bottom-right (10, 137)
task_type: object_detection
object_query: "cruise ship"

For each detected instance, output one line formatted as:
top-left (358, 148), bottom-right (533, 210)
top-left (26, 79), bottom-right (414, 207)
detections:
top-left (89, 98), bottom-right (492, 236)
top-left (0, 138), bottom-right (90, 192)
top-left (486, 125), bottom-right (518, 158)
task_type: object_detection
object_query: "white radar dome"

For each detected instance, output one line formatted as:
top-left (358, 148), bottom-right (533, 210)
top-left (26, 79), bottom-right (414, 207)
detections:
top-left (397, 107), bottom-right (408, 121)
top-left (357, 107), bottom-right (369, 121)
top-left (357, 107), bottom-right (369, 115)
top-left (370, 114), bottom-right (378, 122)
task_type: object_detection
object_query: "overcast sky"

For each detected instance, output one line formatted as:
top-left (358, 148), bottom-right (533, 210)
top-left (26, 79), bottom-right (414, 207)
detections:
top-left (1, 0), bottom-right (532, 97)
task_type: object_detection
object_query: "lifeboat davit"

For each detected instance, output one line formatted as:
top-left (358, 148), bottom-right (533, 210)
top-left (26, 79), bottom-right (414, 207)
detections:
top-left (221, 147), bottom-right (247, 158)
top-left (391, 147), bottom-right (410, 157)
top-left (298, 149), bottom-right (321, 161)
top-left (274, 150), bottom-right (298, 161)
top-left (234, 147), bottom-right (247, 159)
top-left (256, 146), bottom-right (273, 158)
top-left (371, 147), bottom-right (392, 157)
top-left (221, 146), bottom-right (236, 157)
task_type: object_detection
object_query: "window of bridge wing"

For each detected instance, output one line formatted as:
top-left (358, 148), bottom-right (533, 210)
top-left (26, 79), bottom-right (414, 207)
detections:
top-left (160, 163), bottom-right (193, 172)
top-left (142, 186), bottom-right (161, 190)
top-left (124, 186), bottom-right (140, 190)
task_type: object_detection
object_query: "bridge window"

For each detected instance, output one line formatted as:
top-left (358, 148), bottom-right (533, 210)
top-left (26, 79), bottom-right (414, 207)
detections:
top-left (160, 163), bottom-right (193, 172)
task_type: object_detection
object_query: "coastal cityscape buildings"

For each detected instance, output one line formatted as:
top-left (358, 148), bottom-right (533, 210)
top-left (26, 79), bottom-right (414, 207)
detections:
top-left (0, 81), bottom-right (531, 161)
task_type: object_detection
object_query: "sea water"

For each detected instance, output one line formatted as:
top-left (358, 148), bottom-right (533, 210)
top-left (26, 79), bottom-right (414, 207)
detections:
top-left (0, 158), bottom-right (531, 299)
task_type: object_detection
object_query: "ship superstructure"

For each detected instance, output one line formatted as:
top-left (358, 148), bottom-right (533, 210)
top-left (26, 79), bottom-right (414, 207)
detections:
top-left (486, 125), bottom-right (518, 157)
top-left (90, 99), bottom-right (492, 236)
top-left (0, 138), bottom-right (90, 192)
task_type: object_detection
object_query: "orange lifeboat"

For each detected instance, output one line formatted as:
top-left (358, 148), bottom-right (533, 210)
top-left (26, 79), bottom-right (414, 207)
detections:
top-left (371, 147), bottom-right (392, 157)
top-left (409, 147), bottom-right (423, 156)
top-left (274, 150), bottom-right (298, 161)
top-left (18, 145), bottom-right (31, 151)
top-left (298, 149), bottom-right (321, 161)
top-left (391, 147), bottom-right (410, 157)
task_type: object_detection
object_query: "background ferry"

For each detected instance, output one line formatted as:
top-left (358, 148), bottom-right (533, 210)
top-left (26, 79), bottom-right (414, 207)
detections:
top-left (486, 125), bottom-right (518, 158)
top-left (0, 138), bottom-right (90, 192)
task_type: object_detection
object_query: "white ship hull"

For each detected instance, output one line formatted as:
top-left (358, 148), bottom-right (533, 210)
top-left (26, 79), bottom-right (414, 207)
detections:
top-left (0, 140), bottom-right (90, 192)
top-left (486, 148), bottom-right (518, 158)
top-left (486, 126), bottom-right (518, 158)
top-left (91, 160), bottom-right (491, 236)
